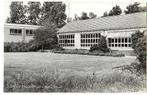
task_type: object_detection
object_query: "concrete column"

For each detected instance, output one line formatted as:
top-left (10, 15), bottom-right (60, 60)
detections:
top-left (74, 33), bottom-right (81, 49)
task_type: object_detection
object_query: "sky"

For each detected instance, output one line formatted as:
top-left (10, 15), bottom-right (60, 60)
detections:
top-left (4, 0), bottom-right (146, 21)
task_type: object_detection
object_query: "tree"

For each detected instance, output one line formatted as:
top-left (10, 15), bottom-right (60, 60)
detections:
top-left (102, 11), bottom-right (109, 17)
top-left (33, 23), bottom-right (57, 51)
top-left (80, 12), bottom-right (89, 20)
top-left (7, 2), bottom-right (27, 24)
top-left (39, 2), bottom-right (67, 28)
top-left (27, 2), bottom-right (41, 25)
top-left (89, 12), bottom-right (97, 19)
top-left (108, 5), bottom-right (122, 16)
top-left (124, 2), bottom-right (146, 14)
top-left (102, 5), bottom-right (122, 17)
top-left (73, 14), bottom-right (80, 21)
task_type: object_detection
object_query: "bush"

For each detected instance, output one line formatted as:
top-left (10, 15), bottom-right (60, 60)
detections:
top-left (131, 31), bottom-right (146, 74)
top-left (131, 31), bottom-right (144, 49)
top-left (4, 41), bottom-right (41, 52)
top-left (52, 45), bottom-right (64, 51)
top-left (135, 36), bottom-right (146, 71)
top-left (89, 36), bottom-right (110, 53)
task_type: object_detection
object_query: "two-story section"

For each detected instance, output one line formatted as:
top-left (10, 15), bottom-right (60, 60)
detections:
top-left (4, 23), bottom-right (41, 42)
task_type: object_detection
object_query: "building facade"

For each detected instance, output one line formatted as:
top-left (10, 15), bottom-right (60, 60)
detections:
top-left (57, 12), bottom-right (147, 55)
top-left (4, 23), bottom-right (40, 42)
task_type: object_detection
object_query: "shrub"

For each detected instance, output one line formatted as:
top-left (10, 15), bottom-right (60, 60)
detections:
top-left (4, 41), bottom-right (41, 52)
top-left (52, 45), bottom-right (64, 51)
top-left (135, 36), bottom-right (146, 72)
top-left (131, 31), bottom-right (146, 74)
top-left (131, 31), bottom-right (144, 49)
top-left (89, 36), bottom-right (110, 53)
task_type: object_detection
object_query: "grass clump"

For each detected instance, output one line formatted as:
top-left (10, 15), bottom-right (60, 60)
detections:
top-left (4, 69), bottom-right (145, 92)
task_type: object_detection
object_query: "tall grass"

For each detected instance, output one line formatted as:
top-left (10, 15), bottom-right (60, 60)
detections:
top-left (4, 69), bottom-right (145, 92)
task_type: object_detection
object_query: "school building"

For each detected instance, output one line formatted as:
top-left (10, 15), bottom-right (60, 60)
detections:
top-left (57, 12), bottom-right (146, 55)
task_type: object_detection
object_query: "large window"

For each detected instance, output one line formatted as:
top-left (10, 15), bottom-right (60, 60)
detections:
top-left (58, 34), bottom-right (75, 47)
top-left (81, 33), bottom-right (100, 47)
top-left (108, 37), bottom-right (132, 48)
top-left (10, 29), bottom-right (22, 35)
top-left (26, 29), bottom-right (34, 36)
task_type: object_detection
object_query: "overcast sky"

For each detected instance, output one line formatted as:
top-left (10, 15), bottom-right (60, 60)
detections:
top-left (4, 0), bottom-right (146, 21)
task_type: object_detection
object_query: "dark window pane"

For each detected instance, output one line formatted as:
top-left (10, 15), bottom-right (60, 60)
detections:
top-left (108, 38), bottom-right (111, 43)
top-left (125, 44), bottom-right (127, 47)
top-left (112, 39), bottom-right (114, 43)
top-left (122, 38), bottom-right (124, 43)
top-left (115, 38), bottom-right (117, 43)
top-left (129, 38), bottom-right (131, 42)
top-left (118, 38), bottom-right (121, 43)
top-left (122, 44), bottom-right (124, 47)
top-left (125, 38), bottom-right (127, 43)
top-left (112, 44), bottom-right (114, 47)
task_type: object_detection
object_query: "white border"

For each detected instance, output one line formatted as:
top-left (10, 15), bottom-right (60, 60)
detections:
top-left (1, 0), bottom-right (146, 95)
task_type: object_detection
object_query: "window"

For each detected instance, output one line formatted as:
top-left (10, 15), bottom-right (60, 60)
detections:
top-left (10, 29), bottom-right (22, 35)
top-left (26, 30), bottom-right (34, 36)
top-left (80, 33), bottom-right (101, 47)
top-left (59, 34), bottom-right (75, 47)
top-left (108, 37), bottom-right (132, 48)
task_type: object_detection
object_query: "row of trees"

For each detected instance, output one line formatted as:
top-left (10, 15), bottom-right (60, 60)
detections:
top-left (70, 2), bottom-right (146, 21)
top-left (6, 2), bottom-right (67, 28)
top-left (7, 2), bottom-right (146, 24)
top-left (103, 2), bottom-right (146, 17)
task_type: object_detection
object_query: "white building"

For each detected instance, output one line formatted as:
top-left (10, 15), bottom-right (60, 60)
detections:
top-left (57, 12), bottom-right (146, 55)
top-left (4, 23), bottom-right (40, 42)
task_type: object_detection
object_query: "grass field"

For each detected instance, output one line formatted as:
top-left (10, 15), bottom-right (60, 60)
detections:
top-left (4, 53), bottom-right (145, 92)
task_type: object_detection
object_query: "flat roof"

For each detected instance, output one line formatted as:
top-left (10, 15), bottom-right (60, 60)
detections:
top-left (4, 23), bottom-right (41, 29)
top-left (58, 12), bottom-right (147, 33)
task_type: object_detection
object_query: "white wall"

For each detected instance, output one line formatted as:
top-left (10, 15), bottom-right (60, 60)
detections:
top-left (4, 27), bottom-right (23, 42)
top-left (4, 24), bottom-right (39, 43)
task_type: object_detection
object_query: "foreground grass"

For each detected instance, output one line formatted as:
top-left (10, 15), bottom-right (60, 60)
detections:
top-left (4, 69), bottom-right (146, 92)
top-left (5, 53), bottom-right (144, 92)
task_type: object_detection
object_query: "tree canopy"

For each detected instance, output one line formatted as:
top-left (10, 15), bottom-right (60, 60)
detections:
top-left (89, 12), bottom-right (97, 19)
top-left (102, 5), bottom-right (122, 17)
top-left (109, 5), bottom-right (122, 16)
top-left (33, 23), bottom-right (57, 51)
top-left (27, 2), bottom-right (41, 25)
top-left (7, 2), bottom-right (27, 24)
top-left (80, 12), bottom-right (89, 20)
top-left (7, 1), bottom-right (67, 28)
top-left (39, 2), bottom-right (67, 28)
top-left (124, 2), bottom-right (146, 14)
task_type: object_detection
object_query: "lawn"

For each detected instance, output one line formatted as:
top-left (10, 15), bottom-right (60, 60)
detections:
top-left (4, 53), bottom-right (145, 92)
